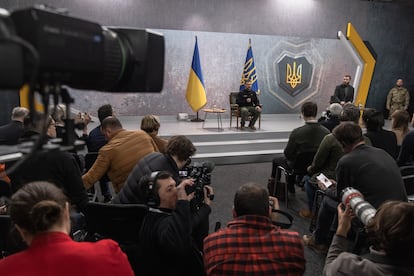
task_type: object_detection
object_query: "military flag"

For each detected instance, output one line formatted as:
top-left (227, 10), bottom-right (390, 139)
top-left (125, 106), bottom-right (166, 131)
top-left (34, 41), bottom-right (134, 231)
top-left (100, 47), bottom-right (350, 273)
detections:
top-left (240, 38), bottom-right (260, 93)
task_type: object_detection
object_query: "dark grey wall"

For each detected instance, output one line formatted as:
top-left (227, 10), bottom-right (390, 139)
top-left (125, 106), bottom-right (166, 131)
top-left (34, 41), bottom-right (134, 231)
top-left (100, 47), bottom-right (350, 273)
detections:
top-left (2, 0), bottom-right (413, 113)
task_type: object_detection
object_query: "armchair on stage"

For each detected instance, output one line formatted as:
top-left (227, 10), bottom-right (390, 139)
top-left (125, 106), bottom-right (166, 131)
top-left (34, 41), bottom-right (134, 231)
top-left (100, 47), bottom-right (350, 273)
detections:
top-left (229, 92), bottom-right (262, 129)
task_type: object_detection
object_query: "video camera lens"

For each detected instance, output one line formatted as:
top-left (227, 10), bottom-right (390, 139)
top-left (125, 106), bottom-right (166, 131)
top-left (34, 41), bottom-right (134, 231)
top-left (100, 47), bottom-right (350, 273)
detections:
top-left (341, 187), bottom-right (376, 226)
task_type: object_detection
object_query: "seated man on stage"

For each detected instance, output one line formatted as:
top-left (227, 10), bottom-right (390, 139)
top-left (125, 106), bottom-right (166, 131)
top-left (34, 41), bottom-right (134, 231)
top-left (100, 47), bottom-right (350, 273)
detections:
top-left (236, 79), bottom-right (261, 130)
top-left (330, 74), bottom-right (354, 105)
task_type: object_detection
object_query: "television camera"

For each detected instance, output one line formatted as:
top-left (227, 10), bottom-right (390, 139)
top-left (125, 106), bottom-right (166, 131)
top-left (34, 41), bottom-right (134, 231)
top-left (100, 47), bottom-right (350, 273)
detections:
top-left (180, 161), bottom-right (215, 209)
top-left (0, 6), bottom-right (165, 168)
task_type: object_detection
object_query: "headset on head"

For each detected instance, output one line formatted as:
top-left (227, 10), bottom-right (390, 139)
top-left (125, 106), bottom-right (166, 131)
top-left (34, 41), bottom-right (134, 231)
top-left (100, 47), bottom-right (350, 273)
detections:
top-left (146, 171), bottom-right (162, 207)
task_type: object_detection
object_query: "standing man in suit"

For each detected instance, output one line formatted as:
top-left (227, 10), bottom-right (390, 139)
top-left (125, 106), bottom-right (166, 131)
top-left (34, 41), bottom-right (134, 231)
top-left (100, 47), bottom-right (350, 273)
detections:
top-left (330, 75), bottom-right (354, 105)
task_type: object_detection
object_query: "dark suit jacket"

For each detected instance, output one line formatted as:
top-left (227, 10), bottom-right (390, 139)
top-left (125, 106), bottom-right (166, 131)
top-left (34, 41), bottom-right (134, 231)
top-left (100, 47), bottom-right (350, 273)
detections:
top-left (331, 84), bottom-right (354, 103)
top-left (336, 144), bottom-right (407, 208)
top-left (0, 121), bottom-right (24, 145)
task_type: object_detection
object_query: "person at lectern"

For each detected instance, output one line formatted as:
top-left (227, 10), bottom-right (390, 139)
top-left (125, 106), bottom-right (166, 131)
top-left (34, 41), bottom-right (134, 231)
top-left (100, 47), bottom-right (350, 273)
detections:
top-left (330, 75), bottom-right (354, 105)
top-left (236, 80), bottom-right (261, 130)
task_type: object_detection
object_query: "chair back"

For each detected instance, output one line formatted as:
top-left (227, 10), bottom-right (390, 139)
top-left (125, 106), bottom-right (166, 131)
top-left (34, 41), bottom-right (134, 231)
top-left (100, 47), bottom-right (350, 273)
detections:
top-left (0, 215), bottom-right (11, 257)
top-left (292, 150), bottom-right (317, 175)
top-left (83, 202), bottom-right (148, 244)
top-left (400, 165), bottom-right (414, 201)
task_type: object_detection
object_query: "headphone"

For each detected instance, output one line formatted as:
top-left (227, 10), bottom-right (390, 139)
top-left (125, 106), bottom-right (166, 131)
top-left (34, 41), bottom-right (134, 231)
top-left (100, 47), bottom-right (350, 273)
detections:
top-left (145, 171), bottom-right (162, 207)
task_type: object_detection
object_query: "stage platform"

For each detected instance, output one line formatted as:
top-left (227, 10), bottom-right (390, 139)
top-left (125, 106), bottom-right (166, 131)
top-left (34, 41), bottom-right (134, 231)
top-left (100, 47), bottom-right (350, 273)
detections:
top-left (114, 114), bottom-right (304, 165)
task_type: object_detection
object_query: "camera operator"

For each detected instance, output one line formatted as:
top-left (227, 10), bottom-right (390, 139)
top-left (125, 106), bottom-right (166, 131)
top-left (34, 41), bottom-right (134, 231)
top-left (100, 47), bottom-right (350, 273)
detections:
top-left (138, 171), bottom-right (213, 276)
top-left (114, 135), bottom-right (196, 204)
top-left (324, 201), bottom-right (414, 276)
top-left (203, 183), bottom-right (305, 275)
top-left (114, 135), bottom-right (211, 249)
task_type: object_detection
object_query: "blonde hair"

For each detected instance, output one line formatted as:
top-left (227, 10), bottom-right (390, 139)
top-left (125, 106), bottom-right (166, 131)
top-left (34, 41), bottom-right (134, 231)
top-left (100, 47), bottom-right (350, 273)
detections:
top-left (141, 115), bottom-right (161, 133)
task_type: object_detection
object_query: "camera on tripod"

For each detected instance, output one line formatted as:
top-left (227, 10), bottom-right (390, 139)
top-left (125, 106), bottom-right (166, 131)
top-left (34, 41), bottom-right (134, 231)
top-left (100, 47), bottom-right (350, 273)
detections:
top-left (180, 161), bottom-right (215, 209)
top-left (341, 187), bottom-right (377, 226)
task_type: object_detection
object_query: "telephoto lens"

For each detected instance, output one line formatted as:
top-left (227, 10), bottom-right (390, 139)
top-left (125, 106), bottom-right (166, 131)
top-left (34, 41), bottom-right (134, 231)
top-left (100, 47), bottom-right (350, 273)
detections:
top-left (341, 187), bottom-right (376, 226)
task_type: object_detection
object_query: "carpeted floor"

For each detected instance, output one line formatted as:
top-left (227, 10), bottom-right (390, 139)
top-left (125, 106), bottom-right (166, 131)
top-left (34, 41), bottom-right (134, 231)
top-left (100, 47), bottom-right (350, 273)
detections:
top-left (209, 162), bottom-right (325, 276)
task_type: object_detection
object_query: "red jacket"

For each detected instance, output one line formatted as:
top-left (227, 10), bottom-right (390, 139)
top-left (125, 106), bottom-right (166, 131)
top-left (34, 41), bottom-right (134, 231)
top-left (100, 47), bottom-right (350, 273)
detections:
top-left (0, 232), bottom-right (134, 276)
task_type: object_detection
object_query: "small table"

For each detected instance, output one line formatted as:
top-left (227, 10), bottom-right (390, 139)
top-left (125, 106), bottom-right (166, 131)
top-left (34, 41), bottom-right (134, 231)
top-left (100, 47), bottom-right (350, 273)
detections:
top-left (202, 108), bottom-right (226, 130)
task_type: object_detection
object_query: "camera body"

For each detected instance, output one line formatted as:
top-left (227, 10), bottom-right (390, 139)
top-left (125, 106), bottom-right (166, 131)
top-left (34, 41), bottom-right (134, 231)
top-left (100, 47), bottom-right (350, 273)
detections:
top-left (341, 187), bottom-right (376, 226)
top-left (180, 161), bottom-right (214, 209)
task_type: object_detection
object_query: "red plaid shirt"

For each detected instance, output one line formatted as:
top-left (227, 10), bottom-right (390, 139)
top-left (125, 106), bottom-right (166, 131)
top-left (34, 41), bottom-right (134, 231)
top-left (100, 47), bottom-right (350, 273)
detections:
top-left (203, 215), bottom-right (305, 275)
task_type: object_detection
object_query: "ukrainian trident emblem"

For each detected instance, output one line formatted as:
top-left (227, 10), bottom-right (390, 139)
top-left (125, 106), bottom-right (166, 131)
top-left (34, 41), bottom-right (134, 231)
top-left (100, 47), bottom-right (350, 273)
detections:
top-left (277, 55), bottom-right (313, 96)
top-left (286, 61), bottom-right (302, 89)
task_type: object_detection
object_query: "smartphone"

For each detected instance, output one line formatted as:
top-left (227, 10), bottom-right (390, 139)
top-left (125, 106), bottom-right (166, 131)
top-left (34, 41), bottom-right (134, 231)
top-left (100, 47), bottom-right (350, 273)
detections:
top-left (317, 173), bottom-right (333, 188)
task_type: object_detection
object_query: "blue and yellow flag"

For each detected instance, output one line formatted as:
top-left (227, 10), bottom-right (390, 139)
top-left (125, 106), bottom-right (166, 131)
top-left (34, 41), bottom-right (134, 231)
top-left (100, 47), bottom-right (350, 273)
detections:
top-left (240, 39), bottom-right (260, 94)
top-left (186, 37), bottom-right (207, 112)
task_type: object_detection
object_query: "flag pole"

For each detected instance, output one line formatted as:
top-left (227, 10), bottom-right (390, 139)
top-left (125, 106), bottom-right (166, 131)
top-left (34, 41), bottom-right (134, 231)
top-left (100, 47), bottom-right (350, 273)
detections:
top-left (191, 111), bottom-right (204, 122)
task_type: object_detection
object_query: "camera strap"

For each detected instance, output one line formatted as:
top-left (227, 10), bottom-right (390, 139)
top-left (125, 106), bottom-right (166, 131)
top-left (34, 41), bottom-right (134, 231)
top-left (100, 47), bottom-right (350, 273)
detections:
top-left (271, 209), bottom-right (294, 229)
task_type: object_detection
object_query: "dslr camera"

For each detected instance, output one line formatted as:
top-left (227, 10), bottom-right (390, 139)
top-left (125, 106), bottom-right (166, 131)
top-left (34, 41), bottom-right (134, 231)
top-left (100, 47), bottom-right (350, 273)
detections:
top-left (341, 187), bottom-right (376, 226)
top-left (180, 161), bottom-right (214, 209)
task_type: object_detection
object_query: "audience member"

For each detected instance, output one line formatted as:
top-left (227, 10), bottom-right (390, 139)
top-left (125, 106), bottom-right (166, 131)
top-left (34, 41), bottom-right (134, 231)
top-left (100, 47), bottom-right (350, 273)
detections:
top-left (386, 78), bottom-right (409, 118)
top-left (391, 110), bottom-right (410, 151)
top-left (319, 103), bottom-right (342, 132)
top-left (141, 114), bottom-right (168, 153)
top-left (82, 116), bottom-right (159, 193)
top-left (0, 181), bottom-right (133, 276)
top-left (269, 101), bottom-right (329, 194)
top-left (7, 115), bottom-right (89, 212)
top-left (50, 104), bottom-right (91, 141)
top-left (300, 104), bottom-right (366, 218)
top-left (303, 122), bottom-right (407, 253)
top-left (236, 79), bottom-right (261, 130)
top-left (330, 74), bottom-right (354, 105)
top-left (324, 201), bottom-right (414, 276)
top-left (86, 104), bottom-right (113, 152)
top-left (138, 171), bottom-right (212, 276)
top-left (114, 135), bottom-right (196, 204)
top-left (362, 108), bottom-right (398, 159)
top-left (85, 104), bottom-right (114, 202)
top-left (203, 182), bottom-right (305, 275)
top-left (0, 107), bottom-right (29, 145)
top-left (397, 128), bottom-right (414, 165)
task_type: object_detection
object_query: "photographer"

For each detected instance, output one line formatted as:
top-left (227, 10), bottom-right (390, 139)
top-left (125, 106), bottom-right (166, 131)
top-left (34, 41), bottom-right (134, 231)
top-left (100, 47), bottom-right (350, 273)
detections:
top-left (324, 201), bottom-right (414, 276)
top-left (138, 171), bottom-right (213, 276)
top-left (203, 183), bottom-right (305, 275)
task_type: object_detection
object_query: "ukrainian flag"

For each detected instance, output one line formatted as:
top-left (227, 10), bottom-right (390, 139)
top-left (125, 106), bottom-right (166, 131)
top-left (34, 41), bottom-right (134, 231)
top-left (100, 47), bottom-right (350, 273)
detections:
top-left (240, 39), bottom-right (260, 94)
top-left (186, 37), bottom-right (207, 112)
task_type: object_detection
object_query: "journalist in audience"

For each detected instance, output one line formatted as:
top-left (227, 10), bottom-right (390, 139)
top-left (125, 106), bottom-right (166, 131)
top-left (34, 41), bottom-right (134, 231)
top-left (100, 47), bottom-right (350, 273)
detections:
top-left (82, 116), bottom-right (159, 193)
top-left (203, 182), bottom-right (305, 275)
top-left (141, 114), bottom-right (168, 153)
top-left (362, 108), bottom-right (398, 159)
top-left (324, 201), bottom-right (414, 276)
top-left (138, 171), bottom-right (212, 276)
top-left (0, 181), bottom-right (134, 276)
top-left (0, 106), bottom-right (29, 145)
top-left (391, 110), bottom-right (410, 151)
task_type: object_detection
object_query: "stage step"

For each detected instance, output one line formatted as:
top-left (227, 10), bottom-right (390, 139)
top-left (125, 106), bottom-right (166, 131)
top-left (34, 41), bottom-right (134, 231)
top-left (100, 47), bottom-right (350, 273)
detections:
top-left (181, 131), bottom-right (290, 165)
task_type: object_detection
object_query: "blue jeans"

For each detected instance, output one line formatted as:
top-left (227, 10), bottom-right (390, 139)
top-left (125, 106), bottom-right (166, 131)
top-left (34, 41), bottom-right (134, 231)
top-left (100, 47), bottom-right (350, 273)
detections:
top-left (314, 196), bottom-right (338, 245)
top-left (304, 175), bottom-right (316, 211)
